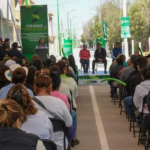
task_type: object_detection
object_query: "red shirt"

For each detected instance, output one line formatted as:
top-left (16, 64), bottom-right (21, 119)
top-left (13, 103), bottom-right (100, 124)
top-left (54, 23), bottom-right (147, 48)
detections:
top-left (79, 49), bottom-right (91, 60)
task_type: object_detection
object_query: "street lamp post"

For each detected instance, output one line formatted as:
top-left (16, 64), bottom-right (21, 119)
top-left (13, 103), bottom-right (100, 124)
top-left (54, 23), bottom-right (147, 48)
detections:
top-left (70, 16), bottom-right (77, 38)
top-left (67, 9), bottom-right (76, 38)
top-left (57, 0), bottom-right (61, 56)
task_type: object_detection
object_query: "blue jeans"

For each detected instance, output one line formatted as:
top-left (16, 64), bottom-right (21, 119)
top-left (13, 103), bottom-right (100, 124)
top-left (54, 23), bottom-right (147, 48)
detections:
top-left (80, 59), bottom-right (89, 73)
top-left (71, 109), bottom-right (77, 139)
top-left (124, 96), bottom-right (135, 118)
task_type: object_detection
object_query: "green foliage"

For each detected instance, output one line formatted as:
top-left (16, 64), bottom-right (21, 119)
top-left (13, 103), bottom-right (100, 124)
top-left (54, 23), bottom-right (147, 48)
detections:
top-left (80, 34), bottom-right (86, 44)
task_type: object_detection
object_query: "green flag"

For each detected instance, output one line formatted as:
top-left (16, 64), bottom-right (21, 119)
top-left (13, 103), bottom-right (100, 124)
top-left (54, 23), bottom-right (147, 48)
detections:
top-left (121, 17), bottom-right (131, 38)
top-left (102, 21), bottom-right (107, 41)
top-left (26, 0), bottom-right (29, 6)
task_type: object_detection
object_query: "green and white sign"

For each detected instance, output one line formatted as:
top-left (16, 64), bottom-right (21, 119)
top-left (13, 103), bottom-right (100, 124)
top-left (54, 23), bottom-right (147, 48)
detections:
top-left (102, 21), bottom-right (107, 41)
top-left (121, 17), bottom-right (131, 38)
top-left (63, 38), bottom-right (73, 57)
top-left (21, 5), bottom-right (49, 61)
top-left (96, 38), bottom-right (106, 49)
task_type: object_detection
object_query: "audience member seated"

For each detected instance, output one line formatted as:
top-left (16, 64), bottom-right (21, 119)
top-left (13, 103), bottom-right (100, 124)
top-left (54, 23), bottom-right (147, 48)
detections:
top-left (24, 66), bottom-right (37, 92)
top-left (133, 67), bottom-right (150, 124)
top-left (33, 69), bottom-right (72, 150)
top-left (42, 60), bottom-right (47, 68)
top-left (7, 84), bottom-right (54, 141)
top-left (7, 42), bottom-right (24, 58)
top-left (50, 73), bottom-right (80, 147)
top-left (0, 65), bottom-right (10, 89)
top-left (56, 61), bottom-right (78, 109)
top-left (23, 58), bottom-right (30, 67)
top-left (5, 59), bottom-right (16, 67)
top-left (124, 57), bottom-right (147, 117)
top-left (49, 66), bottom-right (72, 101)
top-left (68, 55), bottom-right (78, 77)
top-left (119, 55), bottom-right (138, 82)
top-left (50, 55), bottom-right (56, 65)
top-left (32, 54), bottom-right (40, 62)
top-left (79, 44), bottom-right (91, 73)
top-left (113, 54), bottom-right (127, 67)
top-left (0, 65), bottom-right (34, 99)
top-left (46, 59), bottom-right (52, 69)
top-left (0, 99), bottom-right (46, 150)
top-left (32, 59), bottom-right (43, 71)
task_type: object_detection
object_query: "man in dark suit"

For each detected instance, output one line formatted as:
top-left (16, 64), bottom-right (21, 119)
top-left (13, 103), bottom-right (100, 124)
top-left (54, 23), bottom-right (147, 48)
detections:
top-left (92, 43), bottom-right (107, 74)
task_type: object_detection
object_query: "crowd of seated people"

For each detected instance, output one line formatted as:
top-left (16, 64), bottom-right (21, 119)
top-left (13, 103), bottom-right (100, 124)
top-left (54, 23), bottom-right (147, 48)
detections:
top-left (0, 42), bottom-right (79, 150)
top-left (109, 52), bottom-right (150, 146)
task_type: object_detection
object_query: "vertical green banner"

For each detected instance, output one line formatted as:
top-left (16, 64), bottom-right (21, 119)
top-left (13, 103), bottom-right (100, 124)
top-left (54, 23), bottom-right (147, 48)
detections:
top-left (121, 17), bottom-right (131, 38)
top-left (102, 20), bottom-right (107, 41)
top-left (96, 38), bottom-right (106, 49)
top-left (21, 5), bottom-right (49, 61)
top-left (63, 38), bottom-right (73, 57)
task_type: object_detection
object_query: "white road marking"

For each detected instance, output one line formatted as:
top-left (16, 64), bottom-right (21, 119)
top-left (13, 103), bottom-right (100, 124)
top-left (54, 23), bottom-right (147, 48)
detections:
top-left (89, 85), bottom-right (110, 150)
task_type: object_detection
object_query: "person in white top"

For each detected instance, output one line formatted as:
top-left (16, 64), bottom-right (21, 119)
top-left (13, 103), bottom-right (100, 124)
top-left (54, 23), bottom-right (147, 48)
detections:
top-left (56, 60), bottom-right (78, 109)
top-left (6, 83), bottom-right (54, 141)
top-left (133, 67), bottom-right (150, 114)
top-left (33, 69), bottom-right (72, 150)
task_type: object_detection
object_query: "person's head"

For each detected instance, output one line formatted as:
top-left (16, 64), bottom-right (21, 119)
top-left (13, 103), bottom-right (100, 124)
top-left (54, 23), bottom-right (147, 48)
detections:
top-left (116, 58), bottom-right (123, 66)
top-left (34, 69), bottom-right (52, 94)
top-left (147, 58), bottom-right (150, 67)
top-left (0, 99), bottom-right (26, 128)
top-left (0, 65), bottom-right (9, 82)
top-left (12, 68), bottom-right (26, 84)
top-left (130, 55), bottom-right (138, 65)
top-left (127, 58), bottom-right (131, 66)
top-left (68, 55), bottom-right (77, 74)
top-left (45, 59), bottom-right (51, 68)
top-left (23, 58), bottom-right (30, 67)
top-left (61, 57), bottom-right (68, 61)
top-left (50, 72), bottom-right (61, 91)
top-left (119, 54), bottom-right (126, 62)
top-left (32, 54), bottom-right (39, 62)
top-left (4, 38), bottom-right (10, 45)
top-left (32, 59), bottom-right (43, 71)
top-left (50, 55), bottom-right (56, 64)
top-left (12, 42), bottom-right (18, 49)
top-left (56, 60), bottom-right (67, 74)
top-left (49, 66), bottom-right (61, 76)
top-left (15, 58), bottom-right (23, 66)
top-left (0, 38), bottom-right (3, 45)
top-left (97, 43), bottom-right (101, 50)
top-left (83, 44), bottom-right (87, 50)
top-left (42, 61), bottom-right (47, 69)
top-left (39, 38), bottom-right (45, 44)
top-left (7, 84), bottom-right (37, 115)
top-left (26, 66), bottom-right (37, 86)
top-left (142, 67), bottom-right (150, 80)
top-left (137, 57), bottom-right (147, 71)
top-left (115, 42), bottom-right (120, 49)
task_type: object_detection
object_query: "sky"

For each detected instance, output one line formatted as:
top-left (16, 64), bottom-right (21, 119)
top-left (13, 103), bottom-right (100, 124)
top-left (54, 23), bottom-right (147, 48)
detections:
top-left (35, 0), bottom-right (99, 39)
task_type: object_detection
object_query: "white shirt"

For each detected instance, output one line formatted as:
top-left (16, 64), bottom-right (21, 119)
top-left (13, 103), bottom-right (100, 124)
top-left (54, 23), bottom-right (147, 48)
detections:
top-left (59, 83), bottom-right (71, 100)
top-left (21, 110), bottom-right (54, 140)
top-left (36, 140), bottom-right (46, 150)
top-left (33, 96), bottom-right (72, 150)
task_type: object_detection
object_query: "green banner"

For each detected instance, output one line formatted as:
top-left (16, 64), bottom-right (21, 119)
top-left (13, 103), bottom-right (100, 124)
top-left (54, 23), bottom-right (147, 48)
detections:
top-left (96, 38), bottom-right (106, 49)
top-left (21, 5), bottom-right (49, 61)
top-left (63, 38), bottom-right (73, 57)
top-left (121, 17), bottom-right (131, 38)
top-left (102, 20), bottom-right (107, 41)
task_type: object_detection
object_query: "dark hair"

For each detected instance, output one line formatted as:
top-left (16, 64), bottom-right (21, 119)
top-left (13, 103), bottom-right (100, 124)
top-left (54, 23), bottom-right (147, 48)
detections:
top-left (116, 42), bottom-right (120, 45)
top-left (32, 59), bottom-right (43, 71)
top-left (68, 55), bottom-right (77, 74)
top-left (32, 54), bottom-right (39, 62)
top-left (0, 65), bottom-right (9, 82)
top-left (7, 84), bottom-right (37, 115)
top-left (49, 66), bottom-right (61, 76)
top-left (137, 57), bottom-right (147, 70)
top-left (42, 61), bottom-right (47, 69)
top-left (15, 58), bottom-right (23, 66)
top-left (119, 54), bottom-right (125, 61)
top-left (12, 68), bottom-right (26, 84)
top-left (142, 67), bottom-right (150, 80)
top-left (4, 38), bottom-right (10, 44)
top-left (39, 38), bottom-right (44, 43)
top-left (116, 58), bottom-right (123, 65)
top-left (61, 57), bottom-right (68, 61)
top-left (46, 59), bottom-right (51, 67)
top-left (50, 55), bottom-right (56, 64)
top-left (26, 66), bottom-right (37, 86)
top-left (50, 73), bottom-right (61, 90)
top-left (56, 60), bottom-right (66, 74)
top-left (12, 42), bottom-right (18, 49)
top-left (97, 43), bottom-right (101, 46)
top-left (130, 55), bottom-right (138, 64)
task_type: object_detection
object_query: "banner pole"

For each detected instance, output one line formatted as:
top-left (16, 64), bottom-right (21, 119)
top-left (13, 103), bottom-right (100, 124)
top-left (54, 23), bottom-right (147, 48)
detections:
top-left (57, 0), bottom-right (61, 56)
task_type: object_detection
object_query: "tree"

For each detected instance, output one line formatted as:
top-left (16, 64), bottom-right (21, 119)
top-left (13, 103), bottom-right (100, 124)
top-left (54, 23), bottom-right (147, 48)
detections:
top-left (80, 34), bottom-right (86, 44)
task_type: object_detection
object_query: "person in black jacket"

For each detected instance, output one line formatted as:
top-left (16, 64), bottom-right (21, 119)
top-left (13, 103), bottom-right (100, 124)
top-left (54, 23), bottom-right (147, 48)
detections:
top-left (0, 38), bottom-right (6, 61)
top-left (92, 43), bottom-right (107, 74)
